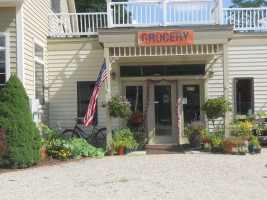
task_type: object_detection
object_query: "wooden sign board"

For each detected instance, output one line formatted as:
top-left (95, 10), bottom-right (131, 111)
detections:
top-left (138, 30), bottom-right (194, 46)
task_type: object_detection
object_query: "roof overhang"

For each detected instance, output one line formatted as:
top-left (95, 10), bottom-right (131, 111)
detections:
top-left (0, 0), bottom-right (24, 7)
top-left (98, 25), bottom-right (234, 48)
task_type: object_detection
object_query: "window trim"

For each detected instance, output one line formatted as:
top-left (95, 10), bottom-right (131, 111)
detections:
top-left (33, 38), bottom-right (45, 106)
top-left (0, 32), bottom-right (10, 87)
top-left (234, 77), bottom-right (254, 115)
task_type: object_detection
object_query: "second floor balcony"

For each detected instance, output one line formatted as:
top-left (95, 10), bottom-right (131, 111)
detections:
top-left (48, 0), bottom-right (267, 37)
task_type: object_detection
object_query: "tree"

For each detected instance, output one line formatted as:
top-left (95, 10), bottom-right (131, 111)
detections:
top-left (75, 0), bottom-right (128, 13)
top-left (231, 0), bottom-right (267, 8)
top-left (0, 75), bottom-right (42, 169)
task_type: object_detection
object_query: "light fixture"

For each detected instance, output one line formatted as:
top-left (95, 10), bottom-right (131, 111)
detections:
top-left (209, 70), bottom-right (215, 78)
top-left (111, 70), bottom-right (116, 80)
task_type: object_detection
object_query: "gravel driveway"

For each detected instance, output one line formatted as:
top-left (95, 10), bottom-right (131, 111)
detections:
top-left (0, 149), bottom-right (267, 200)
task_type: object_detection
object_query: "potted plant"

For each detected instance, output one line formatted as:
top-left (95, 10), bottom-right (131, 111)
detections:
top-left (107, 94), bottom-right (133, 120)
top-left (106, 146), bottom-right (116, 156)
top-left (248, 135), bottom-right (259, 154)
top-left (211, 135), bottom-right (223, 152)
top-left (221, 136), bottom-right (243, 154)
top-left (255, 144), bottom-right (261, 154)
top-left (203, 143), bottom-right (211, 152)
top-left (184, 121), bottom-right (206, 149)
top-left (201, 96), bottom-right (232, 128)
top-left (239, 146), bottom-right (247, 155)
top-left (132, 111), bottom-right (143, 124)
top-left (40, 138), bottom-right (48, 160)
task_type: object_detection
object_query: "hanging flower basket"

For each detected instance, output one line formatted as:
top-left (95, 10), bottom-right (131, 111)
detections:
top-left (107, 94), bottom-right (132, 120)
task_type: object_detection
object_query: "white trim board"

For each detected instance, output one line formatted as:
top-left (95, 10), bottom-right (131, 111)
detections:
top-left (0, 32), bottom-right (10, 83)
top-left (16, 4), bottom-right (24, 85)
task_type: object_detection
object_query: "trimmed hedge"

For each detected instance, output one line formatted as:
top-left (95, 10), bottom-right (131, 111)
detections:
top-left (0, 75), bottom-right (42, 169)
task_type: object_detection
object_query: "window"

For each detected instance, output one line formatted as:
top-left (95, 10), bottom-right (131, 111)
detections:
top-left (235, 78), bottom-right (254, 115)
top-left (77, 82), bottom-right (98, 124)
top-left (120, 64), bottom-right (205, 77)
top-left (34, 42), bottom-right (45, 105)
top-left (0, 33), bottom-right (9, 91)
top-left (51, 0), bottom-right (60, 13)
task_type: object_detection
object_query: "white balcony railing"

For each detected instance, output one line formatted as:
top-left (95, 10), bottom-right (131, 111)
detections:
top-left (107, 0), bottom-right (220, 27)
top-left (223, 7), bottom-right (267, 31)
top-left (48, 0), bottom-right (267, 37)
top-left (49, 13), bottom-right (108, 37)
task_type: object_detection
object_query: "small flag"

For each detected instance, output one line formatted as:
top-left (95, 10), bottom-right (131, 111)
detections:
top-left (84, 60), bottom-right (107, 127)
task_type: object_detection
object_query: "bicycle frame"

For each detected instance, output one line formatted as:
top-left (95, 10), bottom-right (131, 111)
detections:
top-left (73, 123), bottom-right (100, 140)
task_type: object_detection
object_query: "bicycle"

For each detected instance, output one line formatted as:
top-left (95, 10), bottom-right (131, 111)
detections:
top-left (62, 118), bottom-right (106, 144)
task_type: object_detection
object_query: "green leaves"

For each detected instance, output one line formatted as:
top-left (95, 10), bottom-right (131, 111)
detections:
top-left (0, 75), bottom-right (42, 169)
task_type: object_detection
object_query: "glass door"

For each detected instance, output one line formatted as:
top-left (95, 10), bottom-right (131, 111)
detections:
top-left (154, 85), bottom-right (172, 136)
top-left (149, 84), bottom-right (178, 144)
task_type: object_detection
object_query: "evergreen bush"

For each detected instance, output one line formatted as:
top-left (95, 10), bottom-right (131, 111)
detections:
top-left (0, 75), bottom-right (42, 169)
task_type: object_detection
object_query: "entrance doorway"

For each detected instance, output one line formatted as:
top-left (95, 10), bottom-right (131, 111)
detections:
top-left (149, 83), bottom-right (178, 144)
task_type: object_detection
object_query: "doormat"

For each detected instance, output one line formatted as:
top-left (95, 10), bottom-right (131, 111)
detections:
top-left (146, 144), bottom-right (185, 154)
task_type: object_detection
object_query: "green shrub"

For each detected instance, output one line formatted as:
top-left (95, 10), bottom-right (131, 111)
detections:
top-left (112, 128), bottom-right (138, 149)
top-left (0, 75), bottom-right (42, 169)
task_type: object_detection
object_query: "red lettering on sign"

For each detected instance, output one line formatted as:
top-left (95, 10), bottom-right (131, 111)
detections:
top-left (138, 30), bottom-right (194, 46)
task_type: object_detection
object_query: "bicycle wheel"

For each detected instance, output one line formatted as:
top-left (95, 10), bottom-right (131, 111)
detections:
top-left (62, 129), bottom-right (80, 139)
top-left (93, 128), bottom-right (106, 144)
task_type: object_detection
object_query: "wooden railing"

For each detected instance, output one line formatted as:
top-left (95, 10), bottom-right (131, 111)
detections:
top-left (48, 0), bottom-right (267, 37)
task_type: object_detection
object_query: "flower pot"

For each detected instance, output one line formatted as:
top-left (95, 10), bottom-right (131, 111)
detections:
top-left (239, 151), bottom-right (246, 155)
top-left (40, 148), bottom-right (47, 160)
top-left (211, 146), bottom-right (221, 152)
top-left (124, 147), bottom-right (130, 154)
top-left (108, 151), bottom-right (114, 156)
top-left (231, 146), bottom-right (239, 155)
top-left (248, 144), bottom-right (255, 153)
top-left (255, 148), bottom-right (261, 153)
top-left (204, 147), bottom-right (211, 152)
top-left (133, 114), bottom-right (142, 124)
top-left (116, 146), bottom-right (124, 155)
top-left (221, 143), bottom-right (232, 154)
top-left (189, 138), bottom-right (201, 149)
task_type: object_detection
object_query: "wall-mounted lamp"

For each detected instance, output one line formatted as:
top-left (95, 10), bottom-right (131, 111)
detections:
top-left (111, 70), bottom-right (116, 80)
top-left (209, 70), bottom-right (215, 78)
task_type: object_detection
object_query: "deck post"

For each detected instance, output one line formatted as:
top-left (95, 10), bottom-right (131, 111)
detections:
top-left (106, 0), bottom-right (113, 28)
top-left (104, 48), bottom-right (112, 148)
top-left (162, 0), bottom-right (168, 26)
top-left (219, 0), bottom-right (223, 25)
top-left (223, 43), bottom-right (230, 137)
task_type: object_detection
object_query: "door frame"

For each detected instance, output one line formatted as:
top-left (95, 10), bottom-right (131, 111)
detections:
top-left (179, 80), bottom-right (205, 136)
top-left (148, 82), bottom-right (178, 144)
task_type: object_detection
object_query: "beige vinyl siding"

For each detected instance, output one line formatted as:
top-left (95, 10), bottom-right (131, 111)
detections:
top-left (48, 38), bottom-right (118, 131)
top-left (23, 0), bottom-right (70, 123)
top-left (0, 7), bottom-right (16, 75)
top-left (228, 36), bottom-right (267, 116)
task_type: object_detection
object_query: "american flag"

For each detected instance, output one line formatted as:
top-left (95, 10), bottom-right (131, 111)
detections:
top-left (84, 60), bottom-right (107, 127)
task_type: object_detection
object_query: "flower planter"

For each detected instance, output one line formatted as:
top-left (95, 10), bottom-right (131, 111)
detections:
top-left (231, 146), bottom-right (239, 155)
top-left (116, 146), bottom-right (124, 155)
top-left (124, 148), bottom-right (130, 154)
top-left (108, 151), bottom-right (114, 156)
top-left (204, 147), bottom-right (211, 152)
top-left (255, 148), bottom-right (261, 153)
top-left (248, 144), bottom-right (255, 153)
top-left (189, 138), bottom-right (201, 149)
top-left (40, 148), bottom-right (47, 160)
top-left (211, 146), bottom-right (221, 152)
top-left (239, 151), bottom-right (246, 155)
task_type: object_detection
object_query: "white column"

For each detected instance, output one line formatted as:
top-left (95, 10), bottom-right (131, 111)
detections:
top-left (219, 0), bottom-right (223, 25)
top-left (16, 4), bottom-right (25, 85)
top-left (104, 48), bottom-right (112, 148)
top-left (162, 0), bottom-right (168, 26)
top-left (223, 43), bottom-right (230, 137)
top-left (106, 0), bottom-right (113, 28)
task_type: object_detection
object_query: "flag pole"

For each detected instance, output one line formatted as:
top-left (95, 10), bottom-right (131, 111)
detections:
top-left (104, 49), bottom-right (112, 148)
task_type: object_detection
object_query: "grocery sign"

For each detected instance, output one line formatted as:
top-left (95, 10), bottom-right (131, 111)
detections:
top-left (138, 30), bottom-right (194, 46)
